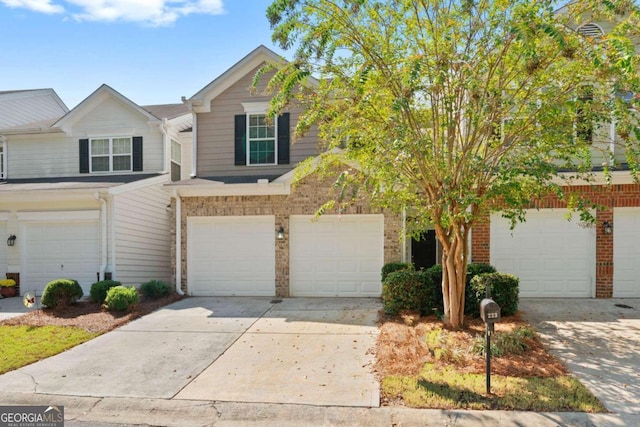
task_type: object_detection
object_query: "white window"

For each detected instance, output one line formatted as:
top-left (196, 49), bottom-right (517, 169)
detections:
top-left (0, 139), bottom-right (5, 180)
top-left (90, 137), bottom-right (132, 172)
top-left (247, 114), bottom-right (277, 165)
top-left (171, 139), bottom-right (181, 165)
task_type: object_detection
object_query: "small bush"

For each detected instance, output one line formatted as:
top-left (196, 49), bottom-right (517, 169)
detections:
top-left (469, 273), bottom-right (520, 317)
top-left (41, 279), bottom-right (83, 308)
top-left (140, 280), bottom-right (172, 299)
top-left (89, 280), bottom-right (122, 303)
top-left (104, 286), bottom-right (139, 312)
top-left (465, 263), bottom-right (497, 315)
top-left (382, 269), bottom-right (441, 316)
top-left (381, 262), bottom-right (413, 281)
top-left (471, 327), bottom-right (535, 357)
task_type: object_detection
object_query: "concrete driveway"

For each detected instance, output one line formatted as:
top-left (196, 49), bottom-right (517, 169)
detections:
top-left (0, 297), bottom-right (380, 408)
top-left (519, 298), bottom-right (640, 417)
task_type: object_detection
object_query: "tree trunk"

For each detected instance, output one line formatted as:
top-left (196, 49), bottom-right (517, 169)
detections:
top-left (436, 224), bottom-right (469, 328)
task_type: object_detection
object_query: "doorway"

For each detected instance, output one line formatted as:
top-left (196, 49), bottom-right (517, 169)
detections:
top-left (411, 230), bottom-right (438, 270)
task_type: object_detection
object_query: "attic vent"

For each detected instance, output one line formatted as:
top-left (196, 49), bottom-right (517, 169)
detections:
top-left (576, 23), bottom-right (604, 38)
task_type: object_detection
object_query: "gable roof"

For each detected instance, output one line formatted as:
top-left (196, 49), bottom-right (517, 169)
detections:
top-left (52, 84), bottom-right (160, 134)
top-left (185, 45), bottom-right (318, 113)
top-left (0, 89), bottom-right (68, 130)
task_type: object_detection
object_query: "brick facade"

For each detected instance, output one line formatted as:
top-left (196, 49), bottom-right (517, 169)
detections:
top-left (471, 184), bottom-right (640, 298)
top-left (171, 172), bottom-right (403, 297)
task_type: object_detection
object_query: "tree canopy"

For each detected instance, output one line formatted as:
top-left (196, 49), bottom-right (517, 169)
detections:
top-left (261, 0), bottom-right (640, 327)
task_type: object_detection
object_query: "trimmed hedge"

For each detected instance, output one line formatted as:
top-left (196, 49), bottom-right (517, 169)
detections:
top-left (90, 280), bottom-right (122, 303)
top-left (469, 273), bottom-right (520, 317)
top-left (104, 286), bottom-right (139, 312)
top-left (41, 278), bottom-right (83, 308)
top-left (140, 280), bottom-right (172, 299)
top-left (382, 269), bottom-right (442, 316)
top-left (381, 262), bottom-right (413, 281)
top-left (381, 262), bottom-right (516, 318)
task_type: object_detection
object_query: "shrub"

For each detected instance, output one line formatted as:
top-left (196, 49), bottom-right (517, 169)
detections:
top-left (104, 286), bottom-right (139, 312)
top-left (382, 269), bottom-right (441, 316)
top-left (464, 263), bottom-right (497, 315)
top-left (140, 280), bottom-right (172, 299)
top-left (381, 262), bottom-right (413, 281)
top-left (41, 279), bottom-right (83, 308)
top-left (469, 272), bottom-right (520, 317)
top-left (470, 327), bottom-right (535, 357)
top-left (89, 280), bottom-right (122, 303)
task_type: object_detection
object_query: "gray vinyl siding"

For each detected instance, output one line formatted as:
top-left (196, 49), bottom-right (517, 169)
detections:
top-left (113, 183), bottom-right (171, 284)
top-left (5, 97), bottom-right (165, 179)
top-left (196, 65), bottom-right (319, 178)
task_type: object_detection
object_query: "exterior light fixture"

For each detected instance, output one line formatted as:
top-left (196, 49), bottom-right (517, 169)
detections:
top-left (7, 234), bottom-right (16, 247)
top-left (603, 221), bottom-right (613, 235)
top-left (276, 226), bottom-right (285, 240)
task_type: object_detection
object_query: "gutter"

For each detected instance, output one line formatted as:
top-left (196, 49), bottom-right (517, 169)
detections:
top-left (158, 118), bottom-right (170, 174)
top-left (94, 193), bottom-right (108, 281)
top-left (173, 190), bottom-right (185, 296)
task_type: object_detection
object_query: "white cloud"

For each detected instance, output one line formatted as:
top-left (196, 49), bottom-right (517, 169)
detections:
top-left (1, 0), bottom-right (64, 14)
top-left (1, 0), bottom-right (225, 25)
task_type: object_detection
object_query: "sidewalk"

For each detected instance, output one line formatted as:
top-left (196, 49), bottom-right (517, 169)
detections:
top-left (1, 392), bottom-right (636, 427)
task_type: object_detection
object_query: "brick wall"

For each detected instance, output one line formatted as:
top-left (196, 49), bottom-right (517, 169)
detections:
top-left (171, 171), bottom-right (403, 296)
top-left (471, 184), bottom-right (640, 298)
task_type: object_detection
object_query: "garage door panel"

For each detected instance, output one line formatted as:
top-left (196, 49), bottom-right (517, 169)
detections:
top-left (491, 210), bottom-right (594, 298)
top-left (613, 208), bottom-right (640, 297)
top-left (290, 215), bottom-right (384, 297)
top-left (187, 216), bottom-right (275, 297)
top-left (23, 221), bottom-right (99, 295)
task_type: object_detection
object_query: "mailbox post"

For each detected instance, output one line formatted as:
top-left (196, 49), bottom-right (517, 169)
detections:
top-left (480, 297), bottom-right (501, 394)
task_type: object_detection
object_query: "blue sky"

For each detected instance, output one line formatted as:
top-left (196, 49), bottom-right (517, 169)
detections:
top-left (0, 0), bottom-right (285, 108)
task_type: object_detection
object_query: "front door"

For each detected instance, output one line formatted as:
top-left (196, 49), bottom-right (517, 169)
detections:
top-left (411, 230), bottom-right (437, 270)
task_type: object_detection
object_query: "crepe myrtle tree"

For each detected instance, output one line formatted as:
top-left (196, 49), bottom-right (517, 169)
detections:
top-left (258, 0), bottom-right (640, 327)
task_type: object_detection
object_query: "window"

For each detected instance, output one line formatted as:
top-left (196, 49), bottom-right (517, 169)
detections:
top-left (0, 139), bottom-right (5, 180)
top-left (171, 139), bottom-right (181, 182)
top-left (576, 86), bottom-right (594, 144)
top-left (90, 137), bottom-right (132, 172)
top-left (248, 114), bottom-right (276, 165)
top-left (234, 104), bottom-right (290, 166)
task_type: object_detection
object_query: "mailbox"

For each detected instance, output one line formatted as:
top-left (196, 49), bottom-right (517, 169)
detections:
top-left (480, 298), bottom-right (501, 323)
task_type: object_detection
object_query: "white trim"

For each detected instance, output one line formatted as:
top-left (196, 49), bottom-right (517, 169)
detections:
top-left (89, 136), bottom-right (133, 173)
top-left (241, 102), bottom-right (271, 114)
top-left (246, 113), bottom-right (278, 166)
top-left (553, 170), bottom-right (638, 185)
top-left (0, 137), bottom-right (6, 180)
top-left (169, 181), bottom-right (291, 197)
top-left (0, 213), bottom-right (9, 221)
top-left (108, 174), bottom-right (170, 195)
top-left (17, 210), bottom-right (100, 221)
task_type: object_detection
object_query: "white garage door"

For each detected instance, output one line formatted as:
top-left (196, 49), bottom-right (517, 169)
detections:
top-left (490, 210), bottom-right (594, 297)
top-left (290, 215), bottom-right (384, 297)
top-left (613, 208), bottom-right (640, 297)
top-left (22, 221), bottom-right (100, 296)
top-left (187, 216), bottom-right (275, 296)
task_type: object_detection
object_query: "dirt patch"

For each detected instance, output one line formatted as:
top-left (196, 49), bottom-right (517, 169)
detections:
top-left (375, 311), bottom-right (567, 381)
top-left (0, 294), bottom-right (183, 333)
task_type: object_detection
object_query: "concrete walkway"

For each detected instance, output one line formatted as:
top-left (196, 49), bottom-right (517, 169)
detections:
top-left (1, 297), bottom-right (639, 426)
top-left (519, 298), bottom-right (640, 418)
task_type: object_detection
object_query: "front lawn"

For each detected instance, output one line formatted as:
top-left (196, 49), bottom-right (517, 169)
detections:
top-left (376, 312), bottom-right (607, 412)
top-left (0, 325), bottom-right (98, 374)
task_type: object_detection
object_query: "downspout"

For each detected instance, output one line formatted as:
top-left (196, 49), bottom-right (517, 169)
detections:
top-left (173, 190), bottom-right (184, 295)
top-left (94, 193), bottom-right (108, 281)
top-left (191, 111), bottom-right (197, 178)
top-left (159, 118), bottom-right (170, 174)
top-left (402, 207), bottom-right (407, 263)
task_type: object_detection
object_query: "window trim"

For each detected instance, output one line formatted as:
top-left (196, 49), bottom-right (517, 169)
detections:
top-left (89, 136), bottom-right (133, 173)
top-left (241, 102), bottom-right (278, 166)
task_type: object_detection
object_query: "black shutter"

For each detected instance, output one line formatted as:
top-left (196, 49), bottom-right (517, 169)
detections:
top-left (277, 113), bottom-right (290, 165)
top-left (132, 136), bottom-right (143, 171)
top-left (235, 114), bottom-right (247, 165)
top-left (79, 139), bottom-right (89, 173)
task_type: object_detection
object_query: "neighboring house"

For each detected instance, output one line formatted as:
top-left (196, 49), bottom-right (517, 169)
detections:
top-left (0, 85), bottom-right (192, 296)
top-left (167, 45), bottom-right (403, 297)
top-left (471, 11), bottom-right (640, 299)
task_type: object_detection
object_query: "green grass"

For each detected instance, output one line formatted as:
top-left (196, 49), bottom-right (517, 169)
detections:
top-left (0, 325), bottom-right (99, 374)
top-left (382, 363), bottom-right (606, 412)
